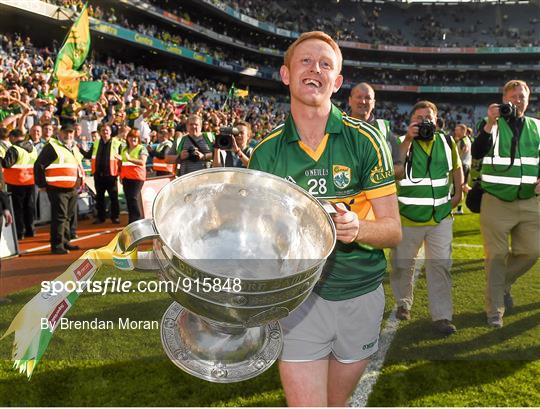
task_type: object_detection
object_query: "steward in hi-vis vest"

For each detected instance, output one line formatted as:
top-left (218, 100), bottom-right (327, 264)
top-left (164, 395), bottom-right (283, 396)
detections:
top-left (90, 136), bottom-right (123, 176)
top-left (80, 124), bottom-right (123, 225)
top-left (150, 130), bottom-right (175, 176)
top-left (3, 142), bottom-right (37, 186)
top-left (390, 100), bottom-right (463, 336)
top-left (44, 138), bottom-right (85, 188)
top-left (120, 129), bottom-right (148, 224)
top-left (472, 79), bottom-right (540, 328)
top-left (120, 144), bottom-right (146, 181)
top-left (2, 129), bottom-right (38, 240)
top-left (34, 121), bottom-right (84, 254)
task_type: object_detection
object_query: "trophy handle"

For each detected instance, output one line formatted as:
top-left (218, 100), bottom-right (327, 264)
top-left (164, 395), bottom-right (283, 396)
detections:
top-left (113, 218), bottom-right (161, 271)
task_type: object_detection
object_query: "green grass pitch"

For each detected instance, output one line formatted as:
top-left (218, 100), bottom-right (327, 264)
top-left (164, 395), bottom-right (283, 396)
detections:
top-left (0, 209), bottom-right (538, 406)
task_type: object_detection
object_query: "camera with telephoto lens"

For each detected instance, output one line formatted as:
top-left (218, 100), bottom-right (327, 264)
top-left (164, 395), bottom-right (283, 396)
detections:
top-left (215, 126), bottom-right (239, 150)
top-left (498, 102), bottom-right (517, 120)
top-left (415, 120), bottom-right (436, 141)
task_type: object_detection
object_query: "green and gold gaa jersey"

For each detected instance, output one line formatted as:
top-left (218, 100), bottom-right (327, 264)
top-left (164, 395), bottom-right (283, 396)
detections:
top-left (249, 104), bottom-right (396, 301)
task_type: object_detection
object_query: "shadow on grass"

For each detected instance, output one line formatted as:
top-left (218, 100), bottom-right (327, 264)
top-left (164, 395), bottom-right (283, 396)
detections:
top-left (453, 229), bottom-right (482, 238)
top-left (385, 304), bottom-right (540, 361)
top-left (368, 359), bottom-right (538, 406)
top-left (0, 356), bottom-right (285, 406)
top-left (368, 301), bottom-right (540, 406)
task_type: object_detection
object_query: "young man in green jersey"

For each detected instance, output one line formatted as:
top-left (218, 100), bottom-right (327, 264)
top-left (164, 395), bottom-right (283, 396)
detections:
top-left (248, 31), bottom-right (402, 407)
top-left (472, 80), bottom-right (540, 328)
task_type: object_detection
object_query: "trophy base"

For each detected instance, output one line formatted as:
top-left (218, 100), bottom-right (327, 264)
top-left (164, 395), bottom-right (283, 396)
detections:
top-left (161, 302), bottom-right (282, 383)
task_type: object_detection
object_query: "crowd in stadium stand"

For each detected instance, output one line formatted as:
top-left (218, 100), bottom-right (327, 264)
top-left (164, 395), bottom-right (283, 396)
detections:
top-left (0, 33), bottom-right (288, 140)
top-left (2, 30), bottom-right (500, 143)
top-left (44, 0), bottom-right (540, 48)
top-left (208, 0), bottom-right (539, 46)
top-left (33, 1), bottom-right (540, 92)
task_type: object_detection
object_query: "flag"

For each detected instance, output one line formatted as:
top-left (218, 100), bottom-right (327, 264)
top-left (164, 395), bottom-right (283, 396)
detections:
top-left (228, 84), bottom-right (249, 99)
top-left (171, 92), bottom-right (198, 104)
top-left (53, 4), bottom-right (103, 102)
top-left (234, 88), bottom-right (249, 98)
top-left (170, 92), bottom-right (198, 112)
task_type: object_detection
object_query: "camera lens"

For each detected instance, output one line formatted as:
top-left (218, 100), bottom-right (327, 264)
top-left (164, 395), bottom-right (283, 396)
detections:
top-left (417, 120), bottom-right (435, 141)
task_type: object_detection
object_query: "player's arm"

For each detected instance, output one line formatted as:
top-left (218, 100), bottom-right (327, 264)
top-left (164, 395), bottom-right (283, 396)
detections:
top-left (333, 194), bottom-right (401, 248)
top-left (334, 124), bottom-right (402, 247)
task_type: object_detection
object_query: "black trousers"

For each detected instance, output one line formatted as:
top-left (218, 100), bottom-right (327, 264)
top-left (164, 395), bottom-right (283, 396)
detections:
top-left (94, 175), bottom-right (119, 221)
top-left (70, 202), bottom-right (78, 236)
top-left (7, 184), bottom-right (36, 238)
top-left (155, 170), bottom-right (173, 177)
top-left (122, 178), bottom-right (144, 224)
top-left (47, 188), bottom-right (77, 249)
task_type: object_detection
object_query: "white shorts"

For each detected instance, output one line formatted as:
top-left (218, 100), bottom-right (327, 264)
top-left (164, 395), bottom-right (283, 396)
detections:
top-left (279, 284), bottom-right (385, 363)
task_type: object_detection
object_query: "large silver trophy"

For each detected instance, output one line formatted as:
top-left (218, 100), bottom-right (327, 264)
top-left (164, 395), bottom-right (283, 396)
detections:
top-left (114, 168), bottom-right (336, 382)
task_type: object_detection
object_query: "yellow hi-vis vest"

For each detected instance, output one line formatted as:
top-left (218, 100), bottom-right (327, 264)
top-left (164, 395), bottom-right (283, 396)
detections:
top-left (4, 144), bottom-right (37, 186)
top-left (45, 139), bottom-right (84, 188)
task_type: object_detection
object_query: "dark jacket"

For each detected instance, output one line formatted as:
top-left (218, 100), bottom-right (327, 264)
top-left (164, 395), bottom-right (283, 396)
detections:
top-left (1, 140), bottom-right (35, 168)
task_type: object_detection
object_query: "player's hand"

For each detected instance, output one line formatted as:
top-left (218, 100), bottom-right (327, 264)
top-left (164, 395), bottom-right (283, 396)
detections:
top-left (331, 202), bottom-right (360, 244)
top-left (486, 103), bottom-right (500, 126)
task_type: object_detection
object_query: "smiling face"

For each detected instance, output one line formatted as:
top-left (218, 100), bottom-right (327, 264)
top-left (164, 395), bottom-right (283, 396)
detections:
top-left (349, 84), bottom-right (375, 121)
top-left (280, 38), bottom-right (343, 109)
top-left (187, 116), bottom-right (202, 137)
top-left (127, 132), bottom-right (140, 148)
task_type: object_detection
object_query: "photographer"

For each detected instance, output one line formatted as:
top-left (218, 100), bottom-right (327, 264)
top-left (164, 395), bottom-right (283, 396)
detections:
top-left (471, 80), bottom-right (540, 328)
top-left (166, 114), bottom-right (214, 176)
top-left (212, 121), bottom-right (253, 168)
top-left (391, 101), bottom-right (463, 336)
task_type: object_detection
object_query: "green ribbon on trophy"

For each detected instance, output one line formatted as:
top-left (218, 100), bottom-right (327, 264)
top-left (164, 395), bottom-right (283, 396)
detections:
top-left (1, 234), bottom-right (138, 378)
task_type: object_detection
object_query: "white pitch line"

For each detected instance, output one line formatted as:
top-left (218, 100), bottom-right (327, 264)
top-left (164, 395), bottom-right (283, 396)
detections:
top-left (351, 241), bottom-right (484, 406)
top-left (453, 243), bottom-right (483, 248)
top-left (19, 228), bottom-right (123, 255)
top-left (351, 248), bottom-right (425, 407)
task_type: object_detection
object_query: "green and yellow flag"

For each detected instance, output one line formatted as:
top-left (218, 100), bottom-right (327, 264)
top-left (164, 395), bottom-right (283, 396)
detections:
top-left (170, 92), bottom-right (198, 112)
top-left (228, 84), bottom-right (249, 99)
top-left (234, 87), bottom-right (249, 98)
top-left (171, 92), bottom-right (198, 105)
top-left (53, 3), bottom-right (102, 102)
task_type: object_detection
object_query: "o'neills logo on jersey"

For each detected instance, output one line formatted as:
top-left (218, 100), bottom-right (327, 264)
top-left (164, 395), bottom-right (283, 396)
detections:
top-left (370, 165), bottom-right (392, 184)
top-left (333, 165), bottom-right (351, 189)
